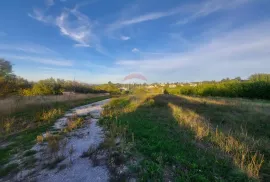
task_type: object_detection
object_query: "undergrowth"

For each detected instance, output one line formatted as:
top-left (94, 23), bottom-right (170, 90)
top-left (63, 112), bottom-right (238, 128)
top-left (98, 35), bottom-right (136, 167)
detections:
top-left (99, 94), bottom-right (269, 181)
top-left (0, 95), bottom-right (109, 178)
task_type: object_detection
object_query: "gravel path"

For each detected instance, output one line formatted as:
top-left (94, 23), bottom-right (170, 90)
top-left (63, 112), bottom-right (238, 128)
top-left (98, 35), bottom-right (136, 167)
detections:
top-left (17, 99), bottom-right (111, 182)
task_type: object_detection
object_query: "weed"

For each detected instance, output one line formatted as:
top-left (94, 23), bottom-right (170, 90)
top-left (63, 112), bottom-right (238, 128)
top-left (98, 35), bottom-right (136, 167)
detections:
top-left (0, 163), bottom-right (19, 177)
top-left (36, 135), bottom-right (43, 143)
top-left (43, 155), bottom-right (65, 170)
top-left (0, 95), bottom-right (110, 179)
top-left (68, 145), bottom-right (75, 163)
top-left (23, 150), bottom-right (37, 157)
top-left (99, 94), bottom-right (268, 181)
top-left (23, 156), bottom-right (37, 169)
top-left (46, 134), bottom-right (61, 158)
top-left (81, 146), bottom-right (96, 158)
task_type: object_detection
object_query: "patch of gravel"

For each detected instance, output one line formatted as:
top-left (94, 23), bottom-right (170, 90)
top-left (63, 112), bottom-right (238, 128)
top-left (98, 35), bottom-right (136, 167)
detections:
top-left (10, 99), bottom-right (111, 182)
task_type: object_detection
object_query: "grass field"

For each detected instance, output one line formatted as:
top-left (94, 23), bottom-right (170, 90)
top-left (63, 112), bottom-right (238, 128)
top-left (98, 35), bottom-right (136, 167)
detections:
top-left (99, 94), bottom-right (269, 181)
top-left (0, 93), bottom-right (108, 115)
top-left (0, 94), bottom-right (110, 178)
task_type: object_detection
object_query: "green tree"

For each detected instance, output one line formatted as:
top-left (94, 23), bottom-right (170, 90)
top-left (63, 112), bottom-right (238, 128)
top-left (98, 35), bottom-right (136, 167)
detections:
top-left (0, 59), bottom-right (12, 78)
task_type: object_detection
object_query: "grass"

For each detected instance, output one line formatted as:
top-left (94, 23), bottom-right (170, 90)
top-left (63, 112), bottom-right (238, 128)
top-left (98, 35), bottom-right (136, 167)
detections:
top-left (99, 94), bottom-right (269, 181)
top-left (43, 155), bottom-right (65, 170)
top-left (0, 95), bottom-right (110, 178)
top-left (0, 94), bottom-right (109, 137)
top-left (0, 93), bottom-right (108, 115)
top-left (0, 163), bottom-right (19, 177)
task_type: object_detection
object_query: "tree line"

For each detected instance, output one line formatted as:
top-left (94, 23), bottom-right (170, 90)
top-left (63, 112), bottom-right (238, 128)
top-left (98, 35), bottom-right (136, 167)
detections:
top-left (0, 59), bottom-right (119, 97)
top-left (166, 74), bottom-right (270, 100)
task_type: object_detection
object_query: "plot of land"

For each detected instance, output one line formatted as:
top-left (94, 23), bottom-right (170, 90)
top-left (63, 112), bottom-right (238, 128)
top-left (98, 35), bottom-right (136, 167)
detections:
top-left (0, 93), bottom-right (269, 182)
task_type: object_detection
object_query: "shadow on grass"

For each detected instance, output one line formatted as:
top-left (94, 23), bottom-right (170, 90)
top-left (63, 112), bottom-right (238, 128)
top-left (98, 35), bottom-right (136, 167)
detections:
top-left (101, 94), bottom-right (268, 181)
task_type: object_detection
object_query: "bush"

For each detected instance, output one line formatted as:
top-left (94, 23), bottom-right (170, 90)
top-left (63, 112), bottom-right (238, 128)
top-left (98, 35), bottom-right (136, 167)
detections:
top-left (168, 80), bottom-right (270, 100)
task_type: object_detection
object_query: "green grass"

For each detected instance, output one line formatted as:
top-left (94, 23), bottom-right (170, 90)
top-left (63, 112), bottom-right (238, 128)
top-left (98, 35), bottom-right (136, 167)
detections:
top-left (0, 95), bottom-right (110, 177)
top-left (23, 150), bottom-right (37, 157)
top-left (100, 94), bottom-right (269, 181)
top-left (0, 163), bottom-right (19, 177)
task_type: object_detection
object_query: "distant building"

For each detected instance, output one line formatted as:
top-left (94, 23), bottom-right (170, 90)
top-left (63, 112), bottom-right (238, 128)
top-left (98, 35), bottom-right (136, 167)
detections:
top-left (189, 83), bottom-right (197, 87)
top-left (169, 84), bottom-right (177, 88)
top-left (119, 87), bottom-right (128, 91)
top-left (146, 85), bottom-right (155, 89)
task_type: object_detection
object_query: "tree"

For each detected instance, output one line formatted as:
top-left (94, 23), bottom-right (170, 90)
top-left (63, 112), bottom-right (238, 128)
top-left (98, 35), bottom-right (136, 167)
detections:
top-left (249, 74), bottom-right (270, 82)
top-left (0, 59), bottom-right (15, 97)
top-left (0, 59), bottom-right (12, 78)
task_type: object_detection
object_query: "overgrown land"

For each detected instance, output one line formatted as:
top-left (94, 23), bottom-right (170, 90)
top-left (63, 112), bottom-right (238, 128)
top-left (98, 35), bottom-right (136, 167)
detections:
top-left (1, 58), bottom-right (270, 181)
top-left (99, 93), bottom-right (269, 181)
top-left (0, 95), bottom-right (110, 178)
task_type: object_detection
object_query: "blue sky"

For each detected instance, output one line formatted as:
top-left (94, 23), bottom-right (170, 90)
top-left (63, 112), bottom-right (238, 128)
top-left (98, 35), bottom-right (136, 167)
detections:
top-left (0, 0), bottom-right (270, 83)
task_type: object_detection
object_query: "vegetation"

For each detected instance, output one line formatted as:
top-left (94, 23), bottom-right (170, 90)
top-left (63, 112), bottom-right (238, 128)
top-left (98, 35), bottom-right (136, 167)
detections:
top-left (99, 94), bottom-right (269, 181)
top-left (0, 59), bottom-right (116, 97)
top-left (166, 74), bottom-right (270, 100)
top-left (0, 59), bottom-right (31, 97)
top-left (0, 95), bottom-right (110, 177)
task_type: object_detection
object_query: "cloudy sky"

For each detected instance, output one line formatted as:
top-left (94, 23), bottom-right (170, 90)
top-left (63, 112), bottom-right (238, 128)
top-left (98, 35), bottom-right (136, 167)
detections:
top-left (0, 0), bottom-right (269, 83)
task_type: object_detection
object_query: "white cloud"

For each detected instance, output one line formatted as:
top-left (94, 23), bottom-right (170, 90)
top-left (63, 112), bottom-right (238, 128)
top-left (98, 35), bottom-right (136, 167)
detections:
top-left (2, 54), bottom-right (73, 66)
top-left (109, 0), bottom-right (253, 30)
top-left (109, 8), bottom-right (182, 30)
top-left (74, 44), bottom-right (90, 48)
top-left (0, 32), bottom-right (6, 36)
top-left (115, 21), bottom-right (270, 81)
top-left (132, 48), bottom-right (139, 53)
top-left (46, 0), bottom-right (54, 6)
top-left (28, 8), bottom-right (53, 23)
top-left (176, 0), bottom-right (253, 25)
top-left (55, 9), bottom-right (93, 47)
top-left (29, 7), bottom-right (94, 48)
top-left (120, 36), bottom-right (130, 40)
top-left (0, 43), bottom-right (56, 54)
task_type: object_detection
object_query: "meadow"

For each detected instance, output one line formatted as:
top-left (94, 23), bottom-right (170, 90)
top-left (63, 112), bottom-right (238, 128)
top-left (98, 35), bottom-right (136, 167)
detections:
top-left (99, 93), bottom-right (269, 181)
top-left (0, 94), bottom-right (110, 178)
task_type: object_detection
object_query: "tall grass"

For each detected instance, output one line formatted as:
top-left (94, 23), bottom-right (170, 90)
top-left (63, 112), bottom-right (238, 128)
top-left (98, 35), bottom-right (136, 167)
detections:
top-left (169, 103), bottom-right (264, 178)
top-left (0, 94), bottom-right (109, 138)
top-left (0, 93), bottom-right (108, 115)
top-left (100, 94), bottom-right (269, 181)
top-left (166, 81), bottom-right (270, 100)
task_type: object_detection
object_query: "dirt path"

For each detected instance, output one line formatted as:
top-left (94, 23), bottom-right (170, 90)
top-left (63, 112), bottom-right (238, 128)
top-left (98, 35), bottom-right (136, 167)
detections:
top-left (14, 99), bottom-right (110, 182)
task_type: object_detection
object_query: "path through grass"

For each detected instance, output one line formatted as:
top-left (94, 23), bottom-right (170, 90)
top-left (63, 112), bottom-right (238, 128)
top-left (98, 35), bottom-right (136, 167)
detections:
top-left (0, 95), bottom-right (110, 178)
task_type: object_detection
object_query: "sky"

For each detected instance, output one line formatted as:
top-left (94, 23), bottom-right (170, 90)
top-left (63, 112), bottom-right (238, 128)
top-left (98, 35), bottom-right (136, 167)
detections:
top-left (0, 0), bottom-right (270, 83)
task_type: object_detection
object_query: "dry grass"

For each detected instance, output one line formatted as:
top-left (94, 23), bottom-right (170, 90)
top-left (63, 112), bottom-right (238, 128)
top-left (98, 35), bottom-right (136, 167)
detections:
top-left (100, 94), bottom-right (269, 181)
top-left (169, 103), bottom-right (264, 178)
top-left (0, 94), bottom-right (109, 137)
top-left (0, 93), bottom-right (108, 115)
top-left (64, 115), bottom-right (84, 132)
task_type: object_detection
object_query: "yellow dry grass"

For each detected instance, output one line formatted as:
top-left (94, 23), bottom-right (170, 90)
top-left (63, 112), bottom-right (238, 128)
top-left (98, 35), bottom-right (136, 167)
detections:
top-left (0, 93), bottom-right (108, 115)
top-left (169, 101), bottom-right (265, 178)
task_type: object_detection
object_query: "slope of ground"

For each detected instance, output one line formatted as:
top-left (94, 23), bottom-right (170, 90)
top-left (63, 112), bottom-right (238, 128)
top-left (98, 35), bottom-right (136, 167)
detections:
top-left (99, 94), bottom-right (269, 181)
top-left (0, 95), bottom-right (110, 180)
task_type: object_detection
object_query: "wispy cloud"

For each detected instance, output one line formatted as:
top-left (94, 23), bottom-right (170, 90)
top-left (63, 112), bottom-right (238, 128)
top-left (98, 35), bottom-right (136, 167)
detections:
top-left (29, 7), bottom-right (94, 48)
top-left (2, 54), bottom-right (73, 66)
top-left (109, 0), bottom-right (253, 30)
top-left (56, 8), bottom-right (93, 47)
top-left (120, 36), bottom-right (130, 40)
top-left (46, 0), bottom-right (54, 7)
top-left (109, 8), bottom-right (182, 30)
top-left (0, 32), bottom-right (6, 36)
top-left (176, 0), bottom-right (253, 25)
top-left (28, 8), bottom-right (53, 23)
top-left (0, 43), bottom-right (57, 54)
top-left (115, 21), bottom-right (270, 81)
top-left (132, 48), bottom-right (139, 53)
